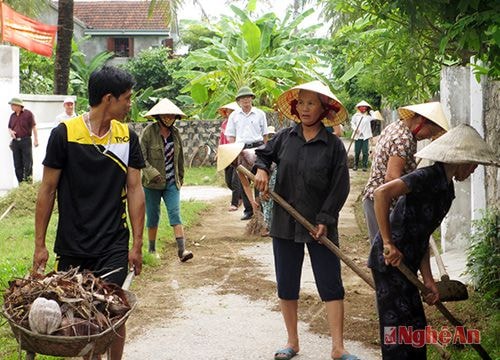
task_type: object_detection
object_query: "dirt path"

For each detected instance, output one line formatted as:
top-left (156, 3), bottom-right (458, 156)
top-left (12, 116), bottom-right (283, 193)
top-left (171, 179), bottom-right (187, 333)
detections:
top-left (123, 171), bottom-right (380, 359)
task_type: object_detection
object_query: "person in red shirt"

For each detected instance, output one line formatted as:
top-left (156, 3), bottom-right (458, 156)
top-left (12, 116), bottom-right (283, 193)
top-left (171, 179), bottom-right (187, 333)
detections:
top-left (7, 97), bottom-right (38, 183)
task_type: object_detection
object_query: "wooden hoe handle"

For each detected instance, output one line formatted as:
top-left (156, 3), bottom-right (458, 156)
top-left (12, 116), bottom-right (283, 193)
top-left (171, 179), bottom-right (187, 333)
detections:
top-left (384, 249), bottom-right (492, 360)
top-left (238, 165), bottom-right (453, 359)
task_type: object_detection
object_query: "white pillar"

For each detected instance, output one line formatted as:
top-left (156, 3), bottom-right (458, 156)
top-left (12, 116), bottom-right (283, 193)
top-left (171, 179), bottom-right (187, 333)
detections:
top-left (469, 62), bottom-right (486, 221)
top-left (0, 45), bottom-right (20, 195)
top-left (440, 66), bottom-right (471, 252)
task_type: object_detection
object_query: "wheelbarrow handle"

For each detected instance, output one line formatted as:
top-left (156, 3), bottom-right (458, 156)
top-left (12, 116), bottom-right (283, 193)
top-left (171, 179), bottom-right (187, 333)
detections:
top-left (384, 249), bottom-right (492, 360)
top-left (122, 267), bottom-right (135, 291)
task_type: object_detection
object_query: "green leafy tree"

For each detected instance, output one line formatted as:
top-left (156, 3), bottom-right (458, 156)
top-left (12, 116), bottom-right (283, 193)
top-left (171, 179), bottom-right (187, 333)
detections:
top-left (3, 0), bottom-right (50, 18)
top-left (317, 0), bottom-right (499, 106)
top-left (69, 39), bottom-right (114, 113)
top-left (176, 5), bottom-right (330, 119)
top-left (19, 49), bottom-right (54, 94)
top-left (466, 208), bottom-right (500, 309)
top-left (178, 21), bottom-right (219, 51)
top-left (121, 47), bottom-right (188, 115)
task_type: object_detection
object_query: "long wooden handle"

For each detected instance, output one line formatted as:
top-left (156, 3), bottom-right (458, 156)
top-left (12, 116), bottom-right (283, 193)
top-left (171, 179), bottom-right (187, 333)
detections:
top-left (239, 165), bottom-right (450, 359)
top-left (238, 165), bottom-right (375, 289)
top-left (429, 235), bottom-right (449, 280)
top-left (391, 254), bottom-right (492, 359)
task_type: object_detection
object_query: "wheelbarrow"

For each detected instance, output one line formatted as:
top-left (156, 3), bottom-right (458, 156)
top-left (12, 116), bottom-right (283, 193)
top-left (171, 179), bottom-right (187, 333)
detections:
top-left (3, 270), bottom-right (136, 360)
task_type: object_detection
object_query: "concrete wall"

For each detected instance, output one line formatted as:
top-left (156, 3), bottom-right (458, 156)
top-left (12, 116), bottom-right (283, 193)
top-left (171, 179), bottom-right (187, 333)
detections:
top-left (440, 66), bottom-right (472, 251)
top-left (483, 80), bottom-right (500, 208)
top-left (0, 46), bottom-right (20, 193)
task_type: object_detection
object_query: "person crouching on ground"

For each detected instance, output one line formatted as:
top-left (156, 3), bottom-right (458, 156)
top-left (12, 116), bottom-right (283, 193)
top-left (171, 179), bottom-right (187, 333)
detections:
top-left (141, 98), bottom-right (193, 262)
top-left (368, 124), bottom-right (499, 359)
top-left (254, 80), bottom-right (359, 360)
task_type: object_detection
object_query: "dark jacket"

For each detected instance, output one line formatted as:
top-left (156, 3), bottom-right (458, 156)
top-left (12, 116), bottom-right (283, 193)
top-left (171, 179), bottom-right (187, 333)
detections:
top-left (140, 122), bottom-right (184, 190)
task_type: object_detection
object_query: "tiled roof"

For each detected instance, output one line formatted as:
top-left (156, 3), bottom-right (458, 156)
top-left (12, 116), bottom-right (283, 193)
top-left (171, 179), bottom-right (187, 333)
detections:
top-left (74, 1), bottom-right (169, 30)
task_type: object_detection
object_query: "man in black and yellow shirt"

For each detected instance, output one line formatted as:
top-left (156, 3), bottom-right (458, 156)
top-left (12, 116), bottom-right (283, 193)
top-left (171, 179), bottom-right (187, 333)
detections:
top-left (33, 66), bottom-right (145, 360)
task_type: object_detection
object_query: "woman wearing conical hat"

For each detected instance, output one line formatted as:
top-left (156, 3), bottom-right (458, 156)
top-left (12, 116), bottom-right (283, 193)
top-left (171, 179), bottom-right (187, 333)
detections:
top-left (368, 124), bottom-right (498, 359)
top-left (350, 100), bottom-right (374, 171)
top-left (141, 98), bottom-right (193, 262)
top-left (362, 101), bottom-right (449, 244)
top-left (253, 81), bottom-right (359, 360)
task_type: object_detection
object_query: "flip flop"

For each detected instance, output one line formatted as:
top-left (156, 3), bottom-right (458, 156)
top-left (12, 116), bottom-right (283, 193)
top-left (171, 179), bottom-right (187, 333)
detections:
top-left (333, 354), bottom-right (360, 360)
top-left (274, 347), bottom-right (298, 360)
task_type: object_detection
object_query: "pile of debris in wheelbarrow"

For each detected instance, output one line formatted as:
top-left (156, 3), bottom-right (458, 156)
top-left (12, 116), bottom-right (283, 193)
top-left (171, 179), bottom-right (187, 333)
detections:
top-left (2, 267), bottom-right (136, 358)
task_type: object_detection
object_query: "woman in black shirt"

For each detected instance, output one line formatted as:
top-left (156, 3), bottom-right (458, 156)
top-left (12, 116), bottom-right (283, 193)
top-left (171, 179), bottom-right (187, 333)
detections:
top-left (254, 81), bottom-right (358, 360)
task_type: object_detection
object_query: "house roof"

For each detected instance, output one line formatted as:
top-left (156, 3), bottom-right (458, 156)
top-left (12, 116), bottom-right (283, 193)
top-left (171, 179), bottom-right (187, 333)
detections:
top-left (74, 1), bottom-right (170, 31)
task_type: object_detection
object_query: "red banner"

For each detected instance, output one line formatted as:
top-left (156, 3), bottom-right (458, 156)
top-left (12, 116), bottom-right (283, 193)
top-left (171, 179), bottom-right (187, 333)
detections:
top-left (1, 3), bottom-right (57, 57)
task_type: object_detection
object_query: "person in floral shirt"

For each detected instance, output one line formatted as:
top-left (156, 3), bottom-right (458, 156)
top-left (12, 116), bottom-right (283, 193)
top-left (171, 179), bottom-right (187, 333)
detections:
top-left (362, 102), bottom-right (449, 243)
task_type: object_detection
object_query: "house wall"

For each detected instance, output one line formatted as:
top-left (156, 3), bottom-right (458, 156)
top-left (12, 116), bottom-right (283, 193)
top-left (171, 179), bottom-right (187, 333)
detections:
top-left (75, 34), bottom-right (167, 64)
top-left (39, 5), bottom-right (168, 63)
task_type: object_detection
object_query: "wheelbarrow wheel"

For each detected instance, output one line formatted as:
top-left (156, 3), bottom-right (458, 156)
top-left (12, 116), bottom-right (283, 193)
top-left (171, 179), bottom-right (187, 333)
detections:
top-left (26, 351), bottom-right (35, 360)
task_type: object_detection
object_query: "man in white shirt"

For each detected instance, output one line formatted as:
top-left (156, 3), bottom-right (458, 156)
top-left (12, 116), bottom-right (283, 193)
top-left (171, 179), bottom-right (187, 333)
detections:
top-left (225, 86), bottom-right (268, 220)
top-left (350, 100), bottom-right (373, 171)
top-left (55, 97), bottom-right (77, 122)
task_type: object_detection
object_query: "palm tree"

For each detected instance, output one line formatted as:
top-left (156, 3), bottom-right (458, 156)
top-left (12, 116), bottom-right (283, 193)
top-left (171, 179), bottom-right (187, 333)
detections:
top-left (4, 0), bottom-right (50, 17)
top-left (54, 0), bottom-right (74, 95)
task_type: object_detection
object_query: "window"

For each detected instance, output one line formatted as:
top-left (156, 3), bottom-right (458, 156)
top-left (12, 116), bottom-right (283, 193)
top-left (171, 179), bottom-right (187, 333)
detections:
top-left (107, 37), bottom-right (134, 57)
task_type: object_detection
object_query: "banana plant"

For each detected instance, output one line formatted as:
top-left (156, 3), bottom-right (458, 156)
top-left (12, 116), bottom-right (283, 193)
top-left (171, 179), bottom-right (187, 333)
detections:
top-left (69, 38), bottom-right (114, 113)
top-left (176, 4), bottom-right (329, 119)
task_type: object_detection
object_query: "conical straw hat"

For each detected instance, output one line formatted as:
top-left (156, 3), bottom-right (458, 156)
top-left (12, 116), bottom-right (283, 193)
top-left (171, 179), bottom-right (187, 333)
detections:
top-left (217, 143), bottom-right (245, 171)
top-left (356, 100), bottom-right (372, 109)
top-left (144, 98), bottom-right (186, 118)
top-left (398, 102), bottom-right (449, 131)
top-left (415, 124), bottom-right (499, 166)
top-left (276, 80), bottom-right (348, 126)
top-left (218, 102), bottom-right (239, 112)
top-left (372, 110), bottom-right (384, 121)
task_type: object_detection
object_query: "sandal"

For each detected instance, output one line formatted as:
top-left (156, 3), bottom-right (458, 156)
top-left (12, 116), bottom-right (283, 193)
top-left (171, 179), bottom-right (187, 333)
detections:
top-left (228, 205), bottom-right (238, 211)
top-left (333, 354), bottom-right (360, 360)
top-left (274, 347), bottom-right (297, 360)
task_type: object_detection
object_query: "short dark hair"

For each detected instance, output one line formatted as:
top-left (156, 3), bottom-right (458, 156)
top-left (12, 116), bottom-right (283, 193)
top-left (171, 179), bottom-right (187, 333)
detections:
top-left (88, 66), bottom-right (135, 107)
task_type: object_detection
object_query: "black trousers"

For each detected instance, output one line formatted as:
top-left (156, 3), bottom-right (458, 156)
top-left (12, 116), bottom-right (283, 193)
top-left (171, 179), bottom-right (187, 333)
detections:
top-left (224, 165), bottom-right (242, 207)
top-left (372, 268), bottom-right (427, 359)
top-left (10, 137), bottom-right (33, 183)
